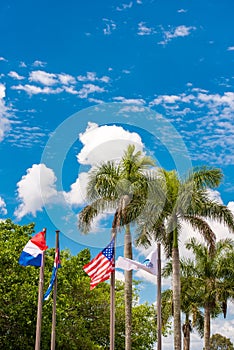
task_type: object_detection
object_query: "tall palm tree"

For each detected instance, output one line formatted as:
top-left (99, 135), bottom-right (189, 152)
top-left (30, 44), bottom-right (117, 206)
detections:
top-left (78, 144), bottom-right (155, 350)
top-left (136, 167), bottom-right (234, 350)
top-left (186, 237), bottom-right (234, 350)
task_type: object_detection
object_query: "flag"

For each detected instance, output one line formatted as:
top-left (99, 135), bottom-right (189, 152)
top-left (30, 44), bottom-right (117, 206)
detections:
top-left (83, 238), bottom-right (115, 290)
top-left (44, 246), bottom-right (61, 301)
top-left (19, 231), bottom-right (48, 267)
top-left (116, 250), bottom-right (157, 275)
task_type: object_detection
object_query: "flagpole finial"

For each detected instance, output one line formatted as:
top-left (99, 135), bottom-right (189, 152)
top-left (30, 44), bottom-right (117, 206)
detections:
top-left (42, 228), bottom-right (46, 232)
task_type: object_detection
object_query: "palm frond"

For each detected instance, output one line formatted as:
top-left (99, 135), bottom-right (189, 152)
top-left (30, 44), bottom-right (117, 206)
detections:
top-left (183, 215), bottom-right (216, 254)
top-left (78, 198), bottom-right (118, 233)
top-left (185, 166), bottom-right (223, 189)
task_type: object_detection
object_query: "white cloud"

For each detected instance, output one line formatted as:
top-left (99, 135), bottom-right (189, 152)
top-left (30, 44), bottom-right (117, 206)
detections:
top-left (64, 172), bottom-right (88, 206)
top-left (159, 25), bottom-right (196, 45)
top-left (0, 196), bottom-right (7, 215)
top-left (11, 84), bottom-right (63, 95)
top-left (77, 84), bottom-right (105, 98)
top-left (29, 70), bottom-right (58, 86)
top-left (77, 72), bottom-right (110, 83)
top-left (14, 164), bottom-right (58, 219)
top-left (19, 61), bottom-right (27, 68)
top-left (0, 57), bottom-right (7, 61)
top-left (58, 73), bottom-right (76, 85)
top-left (32, 60), bottom-right (47, 67)
top-left (227, 46), bottom-right (234, 51)
top-left (149, 88), bottom-right (234, 164)
top-left (77, 122), bottom-right (144, 165)
top-left (0, 84), bottom-right (11, 141)
top-left (137, 22), bottom-right (154, 36)
top-left (113, 96), bottom-right (145, 105)
top-left (8, 71), bottom-right (25, 80)
top-left (177, 9), bottom-right (187, 13)
top-left (63, 85), bottom-right (78, 95)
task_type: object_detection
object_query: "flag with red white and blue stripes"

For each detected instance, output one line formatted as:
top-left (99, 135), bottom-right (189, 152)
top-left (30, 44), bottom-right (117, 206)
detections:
top-left (44, 245), bottom-right (61, 301)
top-left (19, 231), bottom-right (48, 267)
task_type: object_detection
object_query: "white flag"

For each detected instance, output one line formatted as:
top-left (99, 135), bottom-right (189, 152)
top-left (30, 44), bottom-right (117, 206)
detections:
top-left (116, 250), bottom-right (157, 275)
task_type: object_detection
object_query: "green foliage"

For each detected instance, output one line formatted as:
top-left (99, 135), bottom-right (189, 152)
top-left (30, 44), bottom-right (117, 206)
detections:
top-left (0, 219), bottom-right (162, 349)
top-left (210, 333), bottom-right (234, 350)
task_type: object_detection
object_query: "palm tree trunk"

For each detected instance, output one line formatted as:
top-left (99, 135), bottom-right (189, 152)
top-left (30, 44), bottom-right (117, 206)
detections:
top-left (182, 317), bottom-right (191, 350)
top-left (124, 223), bottom-right (132, 350)
top-left (204, 304), bottom-right (211, 350)
top-left (172, 228), bottom-right (181, 350)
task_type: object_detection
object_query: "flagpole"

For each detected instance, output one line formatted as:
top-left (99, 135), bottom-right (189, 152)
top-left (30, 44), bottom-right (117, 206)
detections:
top-left (110, 233), bottom-right (116, 350)
top-left (35, 228), bottom-right (46, 350)
top-left (51, 230), bottom-right (60, 350)
top-left (157, 243), bottom-right (162, 350)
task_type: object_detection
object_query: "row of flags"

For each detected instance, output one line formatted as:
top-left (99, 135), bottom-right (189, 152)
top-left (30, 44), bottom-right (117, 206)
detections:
top-left (19, 231), bottom-right (157, 293)
top-left (18, 230), bottom-right (159, 350)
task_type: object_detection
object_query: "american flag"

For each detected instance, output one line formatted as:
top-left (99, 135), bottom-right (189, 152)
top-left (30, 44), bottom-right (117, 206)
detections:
top-left (83, 238), bottom-right (115, 290)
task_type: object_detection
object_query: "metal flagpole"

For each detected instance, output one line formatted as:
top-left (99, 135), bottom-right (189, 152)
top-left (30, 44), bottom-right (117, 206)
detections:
top-left (157, 243), bottom-right (162, 350)
top-left (35, 228), bottom-right (46, 350)
top-left (110, 233), bottom-right (116, 350)
top-left (51, 230), bottom-right (60, 350)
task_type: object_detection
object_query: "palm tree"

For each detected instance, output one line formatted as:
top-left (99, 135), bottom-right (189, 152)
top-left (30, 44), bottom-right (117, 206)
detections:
top-left (136, 167), bottom-right (234, 350)
top-left (163, 259), bottom-right (204, 350)
top-left (186, 237), bottom-right (234, 350)
top-left (78, 144), bottom-right (155, 350)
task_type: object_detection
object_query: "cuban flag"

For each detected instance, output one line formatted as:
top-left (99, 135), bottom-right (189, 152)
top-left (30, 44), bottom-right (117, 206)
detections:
top-left (19, 231), bottom-right (48, 267)
top-left (44, 246), bottom-right (61, 300)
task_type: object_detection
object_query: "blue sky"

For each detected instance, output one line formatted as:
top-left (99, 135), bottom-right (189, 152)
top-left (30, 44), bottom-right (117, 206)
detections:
top-left (1, 0), bottom-right (234, 347)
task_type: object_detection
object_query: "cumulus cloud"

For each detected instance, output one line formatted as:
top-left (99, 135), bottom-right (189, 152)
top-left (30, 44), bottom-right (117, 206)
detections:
top-left (58, 73), bottom-right (76, 85)
top-left (77, 122), bottom-right (144, 165)
top-left (32, 60), bottom-right (47, 67)
top-left (0, 197), bottom-right (7, 215)
top-left (14, 164), bottom-right (58, 219)
top-left (77, 71), bottom-right (110, 83)
top-left (13, 123), bottom-right (146, 218)
top-left (8, 71), bottom-right (25, 80)
top-left (227, 46), bottom-right (234, 51)
top-left (64, 172), bottom-right (88, 206)
top-left (29, 70), bottom-right (58, 86)
top-left (0, 84), bottom-right (11, 141)
top-left (11, 84), bottom-right (63, 95)
top-left (77, 84), bottom-right (105, 98)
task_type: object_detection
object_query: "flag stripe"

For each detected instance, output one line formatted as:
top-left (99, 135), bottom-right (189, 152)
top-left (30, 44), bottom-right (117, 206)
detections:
top-left (21, 241), bottom-right (44, 257)
top-left (19, 251), bottom-right (42, 267)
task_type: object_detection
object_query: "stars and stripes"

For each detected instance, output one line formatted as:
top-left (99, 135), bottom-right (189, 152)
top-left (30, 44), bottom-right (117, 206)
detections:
top-left (83, 238), bottom-right (115, 290)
